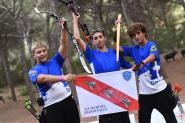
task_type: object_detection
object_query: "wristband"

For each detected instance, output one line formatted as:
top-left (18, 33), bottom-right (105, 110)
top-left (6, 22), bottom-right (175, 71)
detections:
top-left (58, 76), bottom-right (64, 82)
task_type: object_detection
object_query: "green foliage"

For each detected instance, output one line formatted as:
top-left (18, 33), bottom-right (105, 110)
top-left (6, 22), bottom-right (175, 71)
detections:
top-left (1, 0), bottom-right (185, 92)
top-left (71, 55), bottom-right (86, 74)
top-left (18, 85), bottom-right (36, 97)
top-left (19, 86), bottom-right (29, 96)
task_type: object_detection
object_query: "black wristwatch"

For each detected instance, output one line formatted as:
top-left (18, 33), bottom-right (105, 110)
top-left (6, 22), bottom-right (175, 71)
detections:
top-left (141, 61), bottom-right (145, 66)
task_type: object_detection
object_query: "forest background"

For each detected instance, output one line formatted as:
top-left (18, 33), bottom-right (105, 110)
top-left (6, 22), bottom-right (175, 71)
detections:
top-left (0, 0), bottom-right (185, 109)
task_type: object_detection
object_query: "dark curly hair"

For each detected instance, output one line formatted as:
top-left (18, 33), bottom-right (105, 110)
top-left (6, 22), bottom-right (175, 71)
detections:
top-left (127, 22), bottom-right (146, 38)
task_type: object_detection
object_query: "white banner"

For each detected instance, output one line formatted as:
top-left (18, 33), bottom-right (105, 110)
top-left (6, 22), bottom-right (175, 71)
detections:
top-left (75, 69), bottom-right (138, 117)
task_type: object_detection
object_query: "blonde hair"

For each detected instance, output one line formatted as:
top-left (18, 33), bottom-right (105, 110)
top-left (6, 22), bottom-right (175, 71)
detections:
top-left (31, 41), bottom-right (48, 54)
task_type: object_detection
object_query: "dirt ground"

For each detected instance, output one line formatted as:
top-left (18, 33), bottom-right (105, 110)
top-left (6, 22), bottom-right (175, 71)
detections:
top-left (0, 52), bottom-right (185, 123)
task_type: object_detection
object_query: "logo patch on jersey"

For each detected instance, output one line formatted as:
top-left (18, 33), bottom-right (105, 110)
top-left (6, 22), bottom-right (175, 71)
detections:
top-left (62, 82), bottom-right (68, 87)
top-left (122, 71), bottom-right (132, 81)
top-left (150, 45), bottom-right (157, 52)
top-left (29, 70), bottom-right (38, 76)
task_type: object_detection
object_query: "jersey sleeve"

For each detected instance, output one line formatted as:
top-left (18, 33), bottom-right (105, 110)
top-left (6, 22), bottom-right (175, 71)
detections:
top-left (149, 42), bottom-right (158, 56)
top-left (121, 60), bottom-right (132, 69)
top-left (52, 52), bottom-right (65, 67)
top-left (121, 46), bottom-right (133, 57)
top-left (28, 68), bottom-right (42, 84)
top-left (84, 45), bottom-right (94, 63)
top-left (119, 54), bottom-right (132, 69)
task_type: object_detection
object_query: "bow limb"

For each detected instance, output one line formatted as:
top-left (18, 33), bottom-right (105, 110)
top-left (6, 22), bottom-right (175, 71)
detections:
top-left (116, 14), bottom-right (122, 61)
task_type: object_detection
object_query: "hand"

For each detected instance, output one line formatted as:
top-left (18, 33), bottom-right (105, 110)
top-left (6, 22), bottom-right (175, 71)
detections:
top-left (132, 64), bottom-right (140, 71)
top-left (72, 12), bottom-right (80, 22)
top-left (132, 62), bottom-right (144, 71)
top-left (59, 18), bottom-right (67, 29)
top-left (62, 74), bottom-right (75, 83)
top-left (115, 18), bottom-right (122, 26)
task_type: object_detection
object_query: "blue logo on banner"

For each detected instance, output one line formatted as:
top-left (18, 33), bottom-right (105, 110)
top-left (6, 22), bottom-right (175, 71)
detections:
top-left (122, 71), bottom-right (132, 81)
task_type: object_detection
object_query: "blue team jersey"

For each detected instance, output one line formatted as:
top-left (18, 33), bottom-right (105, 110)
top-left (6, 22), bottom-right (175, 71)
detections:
top-left (122, 41), bottom-right (160, 76)
top-left (84, 46), bottom-right (131, 74)
top-left (121, 41), bottom-right (167, 94)
top-left (28, 52), bottom-right (71, 107)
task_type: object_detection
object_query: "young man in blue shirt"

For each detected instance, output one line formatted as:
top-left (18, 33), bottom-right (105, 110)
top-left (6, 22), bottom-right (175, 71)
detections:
top-left (117, 22), bottom-right (177, 123)
top-left (28, 19), bottom-right (80, 123)
top-left (73, 13), bottom-right (131, 123)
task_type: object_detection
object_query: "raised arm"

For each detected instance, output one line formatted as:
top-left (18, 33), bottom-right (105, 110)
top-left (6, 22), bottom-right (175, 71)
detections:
top-left (72, 13), bottom-right (87, 51)
top-left (113, 18), bottom-right (124, 53)
top-left (58, 18), bottom-right (69, 58)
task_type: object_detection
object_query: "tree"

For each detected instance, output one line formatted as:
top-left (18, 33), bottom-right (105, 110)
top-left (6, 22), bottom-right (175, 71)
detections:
top-left (0, 0), bottom-right (36, 102)
top-left (0, 31), bottom-right (17, 101)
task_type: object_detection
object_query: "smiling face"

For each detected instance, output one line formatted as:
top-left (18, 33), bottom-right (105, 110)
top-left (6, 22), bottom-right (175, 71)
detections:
top-left (31, 41), bottom-right (48, 64)
top-left (33, 46), bottom-right (48, 63)
top-left (92, 32), bottom-right (106, 50)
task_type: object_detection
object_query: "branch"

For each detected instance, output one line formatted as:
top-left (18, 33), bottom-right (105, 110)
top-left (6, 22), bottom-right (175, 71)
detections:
top-left (0, 0), bottom-right (15, 16)
top-left (170, 0), bottom-right (185, 5)
top-left (144, 7), bottom-right (164, 21)
top-left (12, 0), bottom-right (16, 14)
top-left (15, 0), bottom-right (23, 20)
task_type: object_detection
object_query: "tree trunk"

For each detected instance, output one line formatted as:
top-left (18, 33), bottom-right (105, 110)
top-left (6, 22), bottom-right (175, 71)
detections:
top-left (159, 0), bottom-right (176, 49)
top-left (46, 15), bottom-right (52, 53)
top-left (20, 47), bottom-right (36, 103)
top-left (122, 0), bottom-right (154, 39)
top-left (119, 0), bottom-right (132, 27)
top-left (26, 36), bottom-right (35, 67)
top-left (64, 54), bottom-right (79, 103)
top-left (92, 0), bottom-right (106, 28)
top-left (0, 36), bottom-right (17, 101)
top-left (0, 58), bottom-right (7, 86)
top-left (48, 0), bottom-right (59, 53)
top-left (15, 17), bottom-right (36, 103)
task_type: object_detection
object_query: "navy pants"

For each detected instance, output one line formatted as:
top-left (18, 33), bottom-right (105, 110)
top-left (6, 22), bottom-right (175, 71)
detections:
top-left (44, 96), bottom-right (80, 123)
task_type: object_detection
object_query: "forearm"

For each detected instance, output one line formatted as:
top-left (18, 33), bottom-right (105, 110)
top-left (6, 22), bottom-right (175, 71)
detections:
top-left (143, 54), bottom-right (156, 64)
top-left (37, 73), bottom-right (75, 84)
top-left (37, 74), bottom-right (63, 84)
top-left (132, 54), bottom-right (156, 71)
top-left (73, 18), bottom-right (81, 40)
top-left (73, 16), bottom-right (86, 51)
top-left (59, 28), bottom-right (68, 57)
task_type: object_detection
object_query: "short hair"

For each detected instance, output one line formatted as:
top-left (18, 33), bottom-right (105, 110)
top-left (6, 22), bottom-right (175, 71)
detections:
top-left (91, 28), bottom-right (105, 39)
top-left (127, 22), bottom-right (146, 38)
top-left (31, 41), bottom-right (48, 54)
